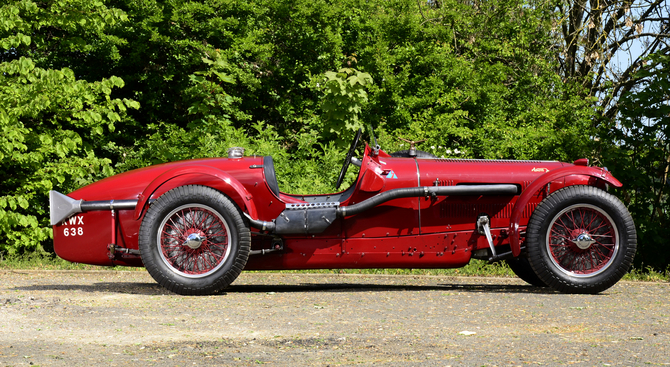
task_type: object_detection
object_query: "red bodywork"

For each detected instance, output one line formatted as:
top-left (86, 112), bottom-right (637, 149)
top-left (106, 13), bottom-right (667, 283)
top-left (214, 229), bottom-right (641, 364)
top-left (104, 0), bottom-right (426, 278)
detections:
top-left (52, 144), bottom-right (622, 270)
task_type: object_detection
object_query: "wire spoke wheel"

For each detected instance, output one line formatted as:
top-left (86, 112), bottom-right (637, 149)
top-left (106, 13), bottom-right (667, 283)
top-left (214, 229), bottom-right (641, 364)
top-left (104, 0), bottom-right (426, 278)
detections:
top-left (158, 204), bottom-right (231, 278)
top-left (526, 185), bottom-right (636, 294)
top-left (139, 185), bottom-right (250, 295)
top-left (547, 204), bottom-right (618, 278)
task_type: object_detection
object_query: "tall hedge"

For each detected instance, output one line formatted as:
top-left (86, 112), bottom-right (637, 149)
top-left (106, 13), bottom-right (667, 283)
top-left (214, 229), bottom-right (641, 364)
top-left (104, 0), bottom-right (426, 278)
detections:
top-left (6, 0), bottom-right (655, 269)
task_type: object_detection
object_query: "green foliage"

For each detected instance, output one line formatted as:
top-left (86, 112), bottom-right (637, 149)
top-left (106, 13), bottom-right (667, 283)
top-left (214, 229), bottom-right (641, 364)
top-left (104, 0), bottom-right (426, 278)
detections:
top-left (7, 0), bottom-right (646, 266)
top-left (0, 0), bottom-right (128, 65)
top-left (599, 51), bottom-right (670, 271)
top-left (110, 46), bottom-right (355, 194)
top-left (0, 0), bottom-right (136, 255)
top-left (89, 0), bottom-right (591, 161)
top-left (0, 57), bottom-right (135, 255)
top-left (353, 0), bottom-right (594, 160)
top-left (318, 67), bottom-right (374, 145)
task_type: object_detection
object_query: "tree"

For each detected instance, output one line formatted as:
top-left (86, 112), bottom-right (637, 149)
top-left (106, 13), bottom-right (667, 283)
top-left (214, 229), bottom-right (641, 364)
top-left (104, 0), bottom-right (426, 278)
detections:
top-left (0, 0), bottom-right (136, 255)
top-left (0, 0), bottom-right (601, 257)
top-left (555, 0), bottom-right (669, 120)
top-left (376, 0), bottom-right (595, 160)
top-left (600, 49), bottom-right (670, 270)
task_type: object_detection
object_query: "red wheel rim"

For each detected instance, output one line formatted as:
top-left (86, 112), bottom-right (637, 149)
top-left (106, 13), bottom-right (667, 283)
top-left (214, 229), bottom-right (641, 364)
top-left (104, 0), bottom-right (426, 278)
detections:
top-left (157, 204), bottom-right (231, 278)
top-left (546, 204), bottom-right (619, 277)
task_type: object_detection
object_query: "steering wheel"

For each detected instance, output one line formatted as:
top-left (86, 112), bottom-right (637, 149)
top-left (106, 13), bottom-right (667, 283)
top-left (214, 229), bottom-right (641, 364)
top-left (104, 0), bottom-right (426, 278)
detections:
top-left (335, 128), bottom-right (362, 189)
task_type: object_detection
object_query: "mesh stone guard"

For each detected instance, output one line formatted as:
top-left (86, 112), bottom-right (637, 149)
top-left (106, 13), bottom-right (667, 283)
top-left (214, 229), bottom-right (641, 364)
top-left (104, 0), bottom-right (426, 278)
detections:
top-left (285, 202), bottom-right (340, 210)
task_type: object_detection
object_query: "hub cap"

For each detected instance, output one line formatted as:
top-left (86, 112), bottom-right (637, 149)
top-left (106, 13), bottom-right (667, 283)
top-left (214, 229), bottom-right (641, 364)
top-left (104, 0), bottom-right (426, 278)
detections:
top-left (183, 233), bottom-right (205, 249)
top-left (157, 204), bottom-right (231, 278)
top-left (546, 204), bottom-right (619, 278)
top-left (573, 232), bottom-right (596, 250)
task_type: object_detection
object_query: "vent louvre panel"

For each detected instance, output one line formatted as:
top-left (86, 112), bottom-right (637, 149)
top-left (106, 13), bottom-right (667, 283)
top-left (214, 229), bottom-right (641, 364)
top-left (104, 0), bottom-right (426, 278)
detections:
top-left (432, 158), bottom-right (555, 163)
top-left (434, 179), bottom-right (455, 186)
top-left (437, 203), bottom-right (540, 219)
top-left (523, 203), bottom-right (538, 218)
top-left (439, 203), bottom-right (514, 219)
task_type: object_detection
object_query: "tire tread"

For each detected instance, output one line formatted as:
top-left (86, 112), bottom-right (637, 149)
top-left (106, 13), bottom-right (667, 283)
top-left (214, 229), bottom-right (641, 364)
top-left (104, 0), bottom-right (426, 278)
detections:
top-left (526, 185), bottom-right (636, 294)
top-left (139, 185), bottom-right (250, 295)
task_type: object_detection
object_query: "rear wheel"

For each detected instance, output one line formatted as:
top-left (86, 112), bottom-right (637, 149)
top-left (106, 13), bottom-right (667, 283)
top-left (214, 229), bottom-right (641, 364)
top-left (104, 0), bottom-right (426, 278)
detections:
top-left (526, 185), bottom-right (636, 294)
top-left (505, 257), bottom-right (547, 287)
top-left (139, 185), bottom-right (250, 295)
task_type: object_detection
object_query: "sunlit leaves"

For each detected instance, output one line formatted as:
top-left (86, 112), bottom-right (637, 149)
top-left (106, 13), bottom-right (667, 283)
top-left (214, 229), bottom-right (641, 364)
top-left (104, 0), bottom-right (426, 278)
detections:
top-left (318, 67), bottom-right (374, 146)
top-left (0, 1), bottom-right (135, 255)
top-left (600, 51), bottom-right (670, 270)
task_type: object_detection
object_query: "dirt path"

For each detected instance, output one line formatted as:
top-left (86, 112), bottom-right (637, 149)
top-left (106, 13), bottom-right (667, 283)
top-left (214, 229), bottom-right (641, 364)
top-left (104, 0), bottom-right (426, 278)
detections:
top-left (0, 270), bottom-right (668, 366)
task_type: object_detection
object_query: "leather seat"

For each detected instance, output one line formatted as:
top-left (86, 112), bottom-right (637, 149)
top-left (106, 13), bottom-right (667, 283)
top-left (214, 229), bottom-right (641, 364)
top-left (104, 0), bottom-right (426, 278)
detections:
top-left (263, 156), bottom-right (280, 197)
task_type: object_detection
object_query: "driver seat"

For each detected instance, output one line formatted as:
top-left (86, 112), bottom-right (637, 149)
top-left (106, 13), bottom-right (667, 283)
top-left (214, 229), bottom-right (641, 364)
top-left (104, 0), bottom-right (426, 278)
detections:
top-left (263, 156), bottom-right (280, 197)
top-left (263, 155), bottom-right (356, 203)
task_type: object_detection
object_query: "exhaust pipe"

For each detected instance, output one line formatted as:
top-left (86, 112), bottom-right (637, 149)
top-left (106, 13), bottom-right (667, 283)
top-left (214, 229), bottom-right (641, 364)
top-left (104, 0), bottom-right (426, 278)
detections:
top-left (49, 191), bottom-right (138, 226)
top-left (337, 184), bottom-right (518, 217)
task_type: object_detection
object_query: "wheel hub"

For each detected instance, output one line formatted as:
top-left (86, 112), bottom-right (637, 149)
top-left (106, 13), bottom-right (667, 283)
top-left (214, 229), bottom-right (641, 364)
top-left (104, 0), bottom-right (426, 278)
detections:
top-left (183, 233), bottom-right (205, 249)
top-left (572, 231), bottom-right (596, 250)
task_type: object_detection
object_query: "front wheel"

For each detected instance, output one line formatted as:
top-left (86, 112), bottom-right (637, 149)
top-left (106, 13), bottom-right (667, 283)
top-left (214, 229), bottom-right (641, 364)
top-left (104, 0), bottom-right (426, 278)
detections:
top-left (526, 185), bottom-right (636, 294)
top-left (139, 185), bottom-right (250, 295)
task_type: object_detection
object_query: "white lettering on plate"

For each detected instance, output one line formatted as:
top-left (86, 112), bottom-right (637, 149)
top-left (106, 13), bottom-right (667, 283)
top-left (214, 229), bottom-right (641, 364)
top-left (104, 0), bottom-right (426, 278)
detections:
top-left (62, 215), bottom-right (84, 226)
top-left (61, 215), bottom-right (84, 237)
top-left (63, 227), bottom-right (84, 237)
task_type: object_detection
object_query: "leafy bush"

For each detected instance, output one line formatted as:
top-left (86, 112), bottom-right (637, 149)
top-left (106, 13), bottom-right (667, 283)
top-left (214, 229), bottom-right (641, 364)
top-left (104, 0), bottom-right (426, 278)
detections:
top-left (0, 57), bottom-right (136, 255)
top-left (0, 0), bottom-right (136, 255)
top-left (600, 51), bottom-right (670, 271)
top-left (9, 0), bottom-right (658, 270)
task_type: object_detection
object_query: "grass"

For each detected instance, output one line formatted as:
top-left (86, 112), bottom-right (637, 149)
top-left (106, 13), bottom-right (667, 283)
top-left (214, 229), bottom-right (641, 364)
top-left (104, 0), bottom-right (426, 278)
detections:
top-left (0, 252), bottom-right (143, 271)
top-left (622, 265), bottom-right (670, 282)
top-left (270, 260), bottom-right (517, 277)
top-left (1, 252), bottom-right (668, 282)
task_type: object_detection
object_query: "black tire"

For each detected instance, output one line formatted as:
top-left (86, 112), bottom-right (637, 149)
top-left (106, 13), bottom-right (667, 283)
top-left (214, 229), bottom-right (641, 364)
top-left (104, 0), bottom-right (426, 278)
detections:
top-left (390, 150), bottom-right (437, 158)
top-left (505, 256), bottom-right (547, 287)
top-left (139, 185), bottom-right (250, 295)
top-left (526, 185), bottom-right (636, 294)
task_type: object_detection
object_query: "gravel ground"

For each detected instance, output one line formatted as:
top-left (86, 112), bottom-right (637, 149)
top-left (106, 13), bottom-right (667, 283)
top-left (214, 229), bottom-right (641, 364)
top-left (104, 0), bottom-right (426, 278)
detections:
top-left (0, 270), bottom-right (668, 366)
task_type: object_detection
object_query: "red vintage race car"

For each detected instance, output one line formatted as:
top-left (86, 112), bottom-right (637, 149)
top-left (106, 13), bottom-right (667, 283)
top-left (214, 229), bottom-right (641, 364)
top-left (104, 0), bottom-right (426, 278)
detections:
top-left (50, 130), bottom-right (636, 295)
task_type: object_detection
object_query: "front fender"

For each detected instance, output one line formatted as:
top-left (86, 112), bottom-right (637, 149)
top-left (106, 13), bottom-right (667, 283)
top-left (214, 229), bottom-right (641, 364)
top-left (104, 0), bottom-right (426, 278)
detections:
top-left (508, 166), bottom-right (622, 257)
top-left (133, 165), bottom-right (258, 221)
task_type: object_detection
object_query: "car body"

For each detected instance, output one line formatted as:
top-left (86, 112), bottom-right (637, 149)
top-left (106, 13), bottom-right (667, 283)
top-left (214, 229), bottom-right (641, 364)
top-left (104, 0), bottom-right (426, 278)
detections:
top-left (50, 131), bottom-right (637, 295)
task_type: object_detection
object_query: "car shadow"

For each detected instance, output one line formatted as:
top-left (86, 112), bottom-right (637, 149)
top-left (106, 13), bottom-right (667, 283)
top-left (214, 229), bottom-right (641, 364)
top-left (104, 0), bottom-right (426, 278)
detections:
top-left (11, 281), bottom-right (562, 296)
top-left (225, 282), bottom-right (560, 295)
top-left (10, 282), bottom-right (172, 295)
